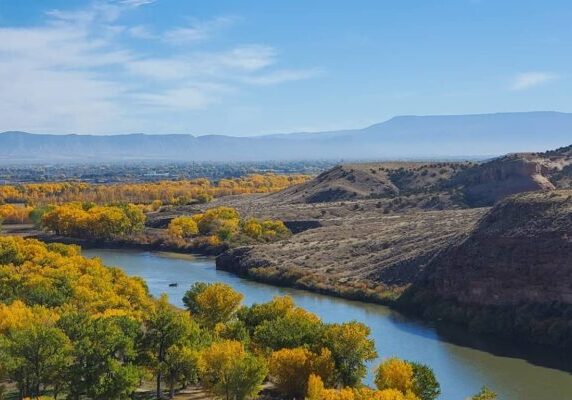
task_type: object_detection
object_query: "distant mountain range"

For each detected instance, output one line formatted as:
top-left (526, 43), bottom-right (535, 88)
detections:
top-left (1, 111), bottom-right (572, 163)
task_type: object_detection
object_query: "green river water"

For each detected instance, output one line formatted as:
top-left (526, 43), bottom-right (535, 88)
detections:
top-left (83, 249), bottom-right (572, 400)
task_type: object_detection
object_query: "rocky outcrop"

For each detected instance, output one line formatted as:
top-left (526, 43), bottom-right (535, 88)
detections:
top-left (266, 144), bottom-right (572, 208)
top-left (427, 190), bottom-right (572, 305)
top-left (403, 190), bottom-right (572, 348)
top-left (451, 146), bottom-right (572, 206)
top-left (455, 156), bottom-right (556, 206)
top-left (216, 246), bottom-right (259, 276)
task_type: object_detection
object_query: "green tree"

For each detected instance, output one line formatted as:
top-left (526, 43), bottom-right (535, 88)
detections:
top-left (29, 205), bottom-right (53, 227)
top-left (253, 308), bottom-right (323, 350)
top-left (216, 319), bottom-right (250, 345)
top-left (1, 324), bottom-right (70, 398)
top-left (161, 346), bottom-right (199, 399)
top-left (143, 295), bottom-right (202, 399)
top-left (196, 207), bottom-right (240, 237)
top-left (91, 361), bottom-right (142, 400)
top-left (411, 362), bottom-right (440, 400)
top-left (120, 203), bottom-right (146, 233)
top-left (237, 296), bottom-right (295, 333)
top-left (471, 386), bottom-right (497, 400)
top-left (226, 354), bottom-right (267, 400)
top-left (182, 282), bottom-right (208, 315)
top-left (321, 321), bottom-right (377, 387)
top-left (58, 313), bottom-right (141, 400)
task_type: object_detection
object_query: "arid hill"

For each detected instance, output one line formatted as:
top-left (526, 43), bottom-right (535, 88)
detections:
top-left (217, 208), bottom-right (486, 300)
top-left (212, 144), bottom-right (572, 348)
top-left (269, 162), bottom-right (470, 204)
top-left (424, 190), bottom-right (572, 306)
top-left (266, 144), bottom-right (572, 207)
top-left (403, 190), bottom-right (572, 348)
top-left (450, 145), bottom-right (572, 206)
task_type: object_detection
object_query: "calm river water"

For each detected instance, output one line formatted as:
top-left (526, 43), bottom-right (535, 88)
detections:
top-left (83, 249), bottom-right (572, 400)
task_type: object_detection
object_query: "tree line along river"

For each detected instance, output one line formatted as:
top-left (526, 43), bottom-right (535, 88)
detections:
top-left (82, 249), bottom-right (572, 400)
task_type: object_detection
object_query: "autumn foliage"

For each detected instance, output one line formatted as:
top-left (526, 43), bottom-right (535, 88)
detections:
top-left (168, 206), bottom-right (290, 243)
top-left (0, 236), bottom-right (455, 399)
top-left (0, 204), bottom-right (33, 224)
top-left (0, 174), bottom-right (310, 206)
top-left (41, 203), bottom-right (145, 239)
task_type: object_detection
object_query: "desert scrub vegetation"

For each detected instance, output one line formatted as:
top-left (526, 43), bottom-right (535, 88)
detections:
top-left (0, 174), bottom-right (310, 206)
top-left (240, 266), bottom-right (403, 305)
top-left (0, 236), bottom-right (496, 399)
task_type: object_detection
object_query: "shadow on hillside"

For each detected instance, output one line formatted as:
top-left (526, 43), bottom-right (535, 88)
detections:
top-left (385, 309), bottom-right (572, 375)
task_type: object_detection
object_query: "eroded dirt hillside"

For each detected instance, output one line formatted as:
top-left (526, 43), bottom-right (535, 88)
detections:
top-left (217, 208), bottom-right (486, 301)
top-left (263, 145), bottom-right (572, 207)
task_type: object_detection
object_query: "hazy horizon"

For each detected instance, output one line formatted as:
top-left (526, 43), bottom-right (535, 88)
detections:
top-left (1, 1), bottom-right (570, 136)
top-left (1, 110), bottom-right (570, 137)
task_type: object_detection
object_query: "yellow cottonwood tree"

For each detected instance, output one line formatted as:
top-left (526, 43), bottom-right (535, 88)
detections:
top-left (375, 358), bottom-right (415, 394)
top-left (269, 347), bottom-right (335, 397)
top-left (168, 216), bottom-right (199, 239)
top-left (192, 283), bottom-right (244, 328)
top-left (198, 340), bottom-right (267, 400)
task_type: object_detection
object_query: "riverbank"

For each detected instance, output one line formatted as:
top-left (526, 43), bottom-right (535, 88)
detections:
top-left (5, 219), bottom-right (572, 354)
top-left (1, 224), bottom-right (228, 256)
top-left (216, 247), bottom-right (402, 305)
top-left (83, 248), bottom-right (572, 400)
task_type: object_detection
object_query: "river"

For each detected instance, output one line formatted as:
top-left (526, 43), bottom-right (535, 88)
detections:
top-left (83, 249), bottom-right (572, 400)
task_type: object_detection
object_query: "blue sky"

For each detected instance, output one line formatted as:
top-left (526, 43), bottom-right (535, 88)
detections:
top-left (0, 0), bottom-right (570, 135)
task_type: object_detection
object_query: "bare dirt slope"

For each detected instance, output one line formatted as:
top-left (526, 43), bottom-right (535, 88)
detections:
top-left (262, 144), bottom-right (572, 207)
top-left (217, 208), bottom-right (486, 295)
top-left (268, 162), bottom-right (469, 204)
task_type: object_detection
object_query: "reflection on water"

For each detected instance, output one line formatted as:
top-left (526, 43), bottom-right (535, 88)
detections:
top-left (84, 249), bottom-right (572, 400)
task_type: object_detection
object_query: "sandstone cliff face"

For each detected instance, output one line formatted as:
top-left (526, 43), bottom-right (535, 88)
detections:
top-left (425, 190), bottom-right (572, 306)
top-left (453, 156), bottom-right (556, 206)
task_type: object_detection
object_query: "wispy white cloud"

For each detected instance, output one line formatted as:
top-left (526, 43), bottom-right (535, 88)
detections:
top-left (135, 83), bottom-right (231, 110)
top-left (125, 45), bottom-right (277, 82)
top-left (126, 25), bottom-right (157, 39)
top-left (163, 16), bottom-right (239, 45)
top-left (242, 68), bottom-right (323, 85)
top-left (510, 71), bottom-right (557, 91)
top-left (0, 1), bottom-right (318, 134)
top-left (120, 0), bottom-right (156, 7)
